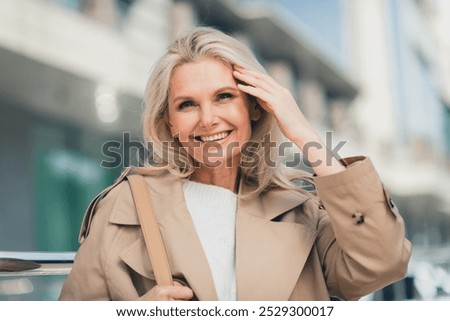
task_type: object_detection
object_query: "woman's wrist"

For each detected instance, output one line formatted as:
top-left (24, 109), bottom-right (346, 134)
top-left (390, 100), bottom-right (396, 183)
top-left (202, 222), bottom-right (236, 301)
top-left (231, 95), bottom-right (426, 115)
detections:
top-left (291, 132), bottom-right (345, 177)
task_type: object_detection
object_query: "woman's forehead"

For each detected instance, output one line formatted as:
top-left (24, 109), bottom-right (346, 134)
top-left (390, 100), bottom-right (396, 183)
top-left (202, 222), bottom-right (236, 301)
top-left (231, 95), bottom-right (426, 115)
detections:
top-left (169, 58), bottom-right (236, 95)
top-left (171, 58), bottom-right (233, 81)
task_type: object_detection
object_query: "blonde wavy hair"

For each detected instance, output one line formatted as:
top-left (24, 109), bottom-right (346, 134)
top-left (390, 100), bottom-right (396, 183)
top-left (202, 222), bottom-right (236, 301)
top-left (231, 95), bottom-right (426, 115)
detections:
top-left (142, 26), bottom-right (311, 198)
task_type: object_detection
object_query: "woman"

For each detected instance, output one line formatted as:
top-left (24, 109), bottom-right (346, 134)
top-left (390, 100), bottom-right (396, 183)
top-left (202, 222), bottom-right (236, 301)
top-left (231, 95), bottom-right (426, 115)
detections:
top-left (59, 27), bottom-right (411, 301)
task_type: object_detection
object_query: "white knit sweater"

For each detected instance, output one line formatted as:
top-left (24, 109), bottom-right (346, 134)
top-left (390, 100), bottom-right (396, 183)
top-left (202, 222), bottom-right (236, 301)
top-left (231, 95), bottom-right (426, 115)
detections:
top-left (182, 179), bottom-right (237, 301)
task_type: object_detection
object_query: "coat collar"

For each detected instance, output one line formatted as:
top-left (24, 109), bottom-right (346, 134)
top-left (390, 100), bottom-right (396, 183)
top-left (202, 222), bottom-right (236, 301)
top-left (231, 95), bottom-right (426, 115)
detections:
top-left (110, 171), bottom-right (316, 300)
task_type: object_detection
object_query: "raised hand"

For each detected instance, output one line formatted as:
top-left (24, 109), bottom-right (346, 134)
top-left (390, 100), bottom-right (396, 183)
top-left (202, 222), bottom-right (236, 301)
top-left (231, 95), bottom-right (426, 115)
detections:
top-left (233, 65), bottom-right (344, 176)
top-left (233, 65), bottom-right (319, 145)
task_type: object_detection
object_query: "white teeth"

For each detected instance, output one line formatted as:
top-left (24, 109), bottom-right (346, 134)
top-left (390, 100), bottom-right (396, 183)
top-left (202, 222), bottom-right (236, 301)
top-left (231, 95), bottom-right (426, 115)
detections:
top-left (199, 131), bottom-right (230, 142)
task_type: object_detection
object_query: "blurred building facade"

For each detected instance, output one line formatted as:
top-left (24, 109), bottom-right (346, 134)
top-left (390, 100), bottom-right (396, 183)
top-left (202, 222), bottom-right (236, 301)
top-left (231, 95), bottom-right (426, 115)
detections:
top-left (1, 0), bottom-right (449, 300)
top-left (341, 0), bottom-right (450, 299)
top-left (0, 0), bottom-right (172, 251)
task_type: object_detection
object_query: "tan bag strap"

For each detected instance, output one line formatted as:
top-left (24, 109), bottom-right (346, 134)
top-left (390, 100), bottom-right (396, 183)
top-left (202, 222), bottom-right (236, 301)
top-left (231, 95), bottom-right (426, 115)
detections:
top-left (127, 174), bottom-right (173, 286)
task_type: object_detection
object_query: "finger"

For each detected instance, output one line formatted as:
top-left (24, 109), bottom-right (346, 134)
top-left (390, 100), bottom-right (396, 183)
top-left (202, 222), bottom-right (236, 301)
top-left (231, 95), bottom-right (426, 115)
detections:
top-left (237, 84), bottom-right (274, 112)
top-left (233, 68), bottom-right (276, 90)
top-left (169, 285), bottom-right (194, 301)
top-left (237, 83), bottom-right (270, 101)
top-left (233, 70), bottom-right (273, 93)
top-left (233, 65), bottom-right (279, 87)
top-left (140, 284), bottom-right (192, 301)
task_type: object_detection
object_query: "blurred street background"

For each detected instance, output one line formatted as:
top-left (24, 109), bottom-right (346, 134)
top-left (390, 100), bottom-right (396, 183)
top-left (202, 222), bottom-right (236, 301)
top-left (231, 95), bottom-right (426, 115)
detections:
top-left (1, 0), bottom-right (449, 300)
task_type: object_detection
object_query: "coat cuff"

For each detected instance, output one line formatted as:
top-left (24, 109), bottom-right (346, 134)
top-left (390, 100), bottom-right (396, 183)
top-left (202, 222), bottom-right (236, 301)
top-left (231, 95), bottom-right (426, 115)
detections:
top-left (313, 156), bottom-right (375, 191)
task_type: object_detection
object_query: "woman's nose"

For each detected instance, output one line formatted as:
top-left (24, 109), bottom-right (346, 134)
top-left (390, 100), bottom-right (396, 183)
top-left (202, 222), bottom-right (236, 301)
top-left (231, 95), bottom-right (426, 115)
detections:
top-left (199, 105), bottom-right (218, 128)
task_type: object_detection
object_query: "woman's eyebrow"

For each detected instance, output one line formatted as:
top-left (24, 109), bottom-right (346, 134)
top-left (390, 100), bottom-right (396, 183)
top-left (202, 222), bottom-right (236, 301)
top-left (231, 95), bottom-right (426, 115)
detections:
top-left (171, 86), bottom-right (239, 104)
top-left (213, 86), bottom-right (239, 95)
top-left (172, 95), bottom-right (194, 105)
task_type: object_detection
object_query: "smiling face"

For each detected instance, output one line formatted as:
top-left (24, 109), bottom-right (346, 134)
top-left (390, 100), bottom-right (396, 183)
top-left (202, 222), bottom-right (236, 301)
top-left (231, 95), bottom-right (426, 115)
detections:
top-left (168, 58), bottom-right (256, 168)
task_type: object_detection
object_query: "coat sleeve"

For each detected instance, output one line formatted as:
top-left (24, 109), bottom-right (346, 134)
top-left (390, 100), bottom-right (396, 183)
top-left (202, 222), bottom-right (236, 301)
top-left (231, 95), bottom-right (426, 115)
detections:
top-left (58, 182), bottom-right (127, 300)
top-left (312, 156), bottom-right (412, 300)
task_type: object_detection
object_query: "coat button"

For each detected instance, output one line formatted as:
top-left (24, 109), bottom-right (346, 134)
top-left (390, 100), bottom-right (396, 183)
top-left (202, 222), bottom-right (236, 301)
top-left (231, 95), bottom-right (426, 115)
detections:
top-left (352, 212), bottom-right (365, 225)
top-left (388, 197), bottom-right (396, 209)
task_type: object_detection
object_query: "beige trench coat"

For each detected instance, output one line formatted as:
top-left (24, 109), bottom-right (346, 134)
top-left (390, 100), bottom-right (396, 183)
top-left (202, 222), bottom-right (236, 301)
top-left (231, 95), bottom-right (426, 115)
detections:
top-left (59, 156), bottom-right (411, 301)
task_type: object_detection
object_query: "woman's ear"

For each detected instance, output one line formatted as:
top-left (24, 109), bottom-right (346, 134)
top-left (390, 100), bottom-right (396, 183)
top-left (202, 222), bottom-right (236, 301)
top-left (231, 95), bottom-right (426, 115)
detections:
top-left (165, 117), bottom-right (175, 137)
top-left (247, 95), bottom-right (261, 121)
top-left (251, 105), bottom-right (261, 121)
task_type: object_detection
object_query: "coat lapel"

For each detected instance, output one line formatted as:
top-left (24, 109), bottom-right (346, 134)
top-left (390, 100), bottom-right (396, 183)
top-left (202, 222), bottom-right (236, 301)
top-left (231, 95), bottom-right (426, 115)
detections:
top-left (236, 182), bottom-right (317, 300)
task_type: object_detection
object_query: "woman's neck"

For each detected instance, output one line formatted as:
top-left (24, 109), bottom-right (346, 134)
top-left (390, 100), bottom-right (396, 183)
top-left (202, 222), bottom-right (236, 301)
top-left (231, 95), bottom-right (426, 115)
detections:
top-left (191, 165), bottom-right (239, 193)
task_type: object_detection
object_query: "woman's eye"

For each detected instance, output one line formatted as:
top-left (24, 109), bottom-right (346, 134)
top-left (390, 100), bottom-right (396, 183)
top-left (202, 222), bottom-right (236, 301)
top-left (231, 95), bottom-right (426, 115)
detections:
top-left (178, 101), bottom-right (195, 110)
top-left (217, 93), bottom-right (234, 101)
